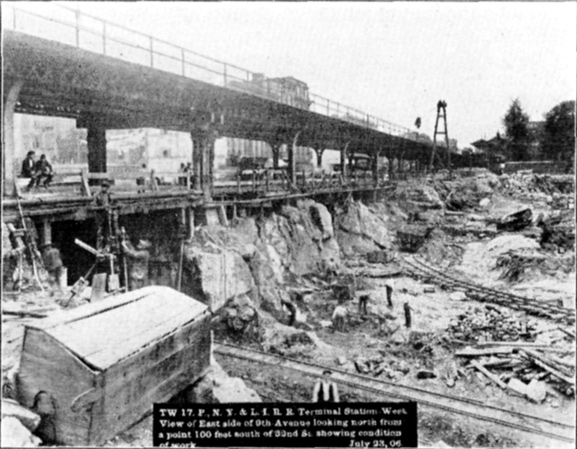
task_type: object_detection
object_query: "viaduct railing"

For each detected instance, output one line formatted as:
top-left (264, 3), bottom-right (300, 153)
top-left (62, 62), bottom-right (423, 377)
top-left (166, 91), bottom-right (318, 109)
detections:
top-left (3, 3), bottom-right (423, 142)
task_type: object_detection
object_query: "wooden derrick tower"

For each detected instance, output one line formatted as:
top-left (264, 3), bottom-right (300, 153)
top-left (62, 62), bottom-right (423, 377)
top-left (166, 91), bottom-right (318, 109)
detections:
top-left (429, 100), bottom-right (451, 172)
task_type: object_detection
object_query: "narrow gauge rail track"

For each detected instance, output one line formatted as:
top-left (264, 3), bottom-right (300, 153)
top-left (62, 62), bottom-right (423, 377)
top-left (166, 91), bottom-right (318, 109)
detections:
top-left (401, 256), bottom-right (575, 324)
top-left (215, 343), bottom-right (575, 444)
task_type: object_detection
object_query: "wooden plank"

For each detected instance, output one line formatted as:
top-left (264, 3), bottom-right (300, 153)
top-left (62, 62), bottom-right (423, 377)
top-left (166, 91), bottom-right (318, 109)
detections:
top-left (97, 337), bottom-right (210, 445)
top-left (18, 329), bottom-right (95, 446)
top-left (29, 287), bottom-right (152, 331)
top-left (105, 313), bottom-right (210, 395)
top-left (86, 173), bottom-right (110, 180)
top-left (106, 327), bottom-right (209, 416)
top-left (476, 341), bottom-right (566, 349)
top-left (47, 292), bottom-right (207, 370)
top-left (520, 350), bottom-right (574, 384)
top-left (91, 273), bottom-right (107, 302)
top-left (471, 360), bottom-right (507, 389)
top-left (455, 347), bottom-right (513, 357)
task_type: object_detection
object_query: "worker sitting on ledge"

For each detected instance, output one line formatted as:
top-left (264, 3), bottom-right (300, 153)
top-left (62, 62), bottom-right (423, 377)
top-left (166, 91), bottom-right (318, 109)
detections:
top-left (33, 154), bottom-right (54, 189)
top-left (20, 151), bottom-right (37, 192)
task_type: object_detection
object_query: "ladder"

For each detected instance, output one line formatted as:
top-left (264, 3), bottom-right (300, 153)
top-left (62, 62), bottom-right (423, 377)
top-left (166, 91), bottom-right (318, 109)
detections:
top-left (429, 100), bottom-right (451, 172)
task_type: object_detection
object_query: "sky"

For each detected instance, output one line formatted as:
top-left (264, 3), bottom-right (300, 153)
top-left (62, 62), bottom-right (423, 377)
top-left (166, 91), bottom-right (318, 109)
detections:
top-left (5, 1), bottom-right (576, 148)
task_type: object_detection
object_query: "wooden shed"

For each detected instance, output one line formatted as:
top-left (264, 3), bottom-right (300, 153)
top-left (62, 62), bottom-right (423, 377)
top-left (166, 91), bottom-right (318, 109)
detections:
top-left (17, 286), bottom-right (211, 446)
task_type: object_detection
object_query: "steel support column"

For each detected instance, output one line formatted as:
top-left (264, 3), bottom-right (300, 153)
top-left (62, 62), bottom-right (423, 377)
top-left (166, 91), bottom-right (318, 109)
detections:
top-left (339, 141), bottom-right (351, 180)
top-left (86, 116), bottom-right (107, 174)
top-left (191, 108), bottom-right (219, 199)
top-left (191, 130), bottom-right (216, 198)
top-left (3, 80), bottom-right (24, 196)
top-left (372, 151), bottom-right (381, 185)
top-left (288, 131), bottom-right (301, 185)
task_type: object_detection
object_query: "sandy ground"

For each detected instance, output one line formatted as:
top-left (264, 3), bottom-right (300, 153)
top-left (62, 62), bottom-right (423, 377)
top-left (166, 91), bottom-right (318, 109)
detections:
top-left (217, 275), bottom-right (575, 448)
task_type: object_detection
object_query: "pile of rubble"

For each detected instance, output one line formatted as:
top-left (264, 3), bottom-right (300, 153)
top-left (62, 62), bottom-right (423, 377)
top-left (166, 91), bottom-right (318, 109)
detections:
top-left (432, 171), bottom-right (499, 211)
top-left (501, 173), bottom-right (574, 196)
top-left (496, 249), bottom-right (575, 283)
top-left (352, 355), bottom-right (410, 380)
top-left (447, 305), bottom-right (575, 400)
top-left (538, 210), bottom-right (576, 252)
top-left (1, 399), bottom-right (43, 447)
top-left (456, 342), bottom-right (575, 401)
top-left (447, 305), bottom-right (538, 343)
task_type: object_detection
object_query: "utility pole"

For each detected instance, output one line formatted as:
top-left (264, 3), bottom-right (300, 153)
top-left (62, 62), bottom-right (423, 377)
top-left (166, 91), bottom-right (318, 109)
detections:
top-left (429, 100), bottom-right (451, 173)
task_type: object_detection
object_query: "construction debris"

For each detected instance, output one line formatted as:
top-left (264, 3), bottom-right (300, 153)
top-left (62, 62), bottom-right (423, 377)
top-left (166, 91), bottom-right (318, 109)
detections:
top-left (455, 340), bottom-right (575, 398)
top-left (496, 208), bottom-right (533, 232)
top-left (447, 305), bottom-right (538, 343)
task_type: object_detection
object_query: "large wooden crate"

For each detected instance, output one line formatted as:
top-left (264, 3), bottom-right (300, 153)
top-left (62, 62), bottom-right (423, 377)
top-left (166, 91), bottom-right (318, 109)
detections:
top-left (17, 286), bottom-right (211, 446)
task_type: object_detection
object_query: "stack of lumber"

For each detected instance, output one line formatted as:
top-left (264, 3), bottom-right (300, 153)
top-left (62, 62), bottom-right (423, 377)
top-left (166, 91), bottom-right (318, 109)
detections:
top-left (455, 340), bottom-right (575, 400)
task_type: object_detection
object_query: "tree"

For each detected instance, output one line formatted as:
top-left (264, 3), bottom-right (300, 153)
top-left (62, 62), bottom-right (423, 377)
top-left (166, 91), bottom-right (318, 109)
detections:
top-left (540, 100), bottom-right (575, 166)
top-left (503, 99), bottom-right (530, 161)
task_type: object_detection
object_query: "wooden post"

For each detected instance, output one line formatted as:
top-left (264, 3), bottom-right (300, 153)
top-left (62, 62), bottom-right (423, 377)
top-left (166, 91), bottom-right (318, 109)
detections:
top-left (150, 170), bottom-right (159, 191)
top-left (86, 116), bottom-right (107, 175)
top-left (288, 131), bottom-right (301, 186)
top-left (270, 142), bottom-right (281, 169)
top-left (80, 169), bottom-right (91, 196)
top-left (339, 140), bottom-right (351, 181)
top-left (188, 208), bottom-right (195, 239)
top-left (218, 205), bottom-right (229, 227)
top-left (404, 302), bottom-right (412, 328)
top-left (91, 273), bottom-right (107, 302)
top-left (42, 219), bottom-right (52, 246)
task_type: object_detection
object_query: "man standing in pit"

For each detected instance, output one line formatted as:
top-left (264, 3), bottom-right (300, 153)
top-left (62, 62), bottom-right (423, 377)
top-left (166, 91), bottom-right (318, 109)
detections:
top-left (312, 370), bottom-right (340, 403)
top-left (93, 181), bottom-right (113, 250)
top-left (41, 243), bottom-right (64, 295)
top-left (385, 278), bottom-right (395, 307)
top-left (358, 293), bottom-right (370, 316)
top-left (281, 298), bottom-right (298, 326)
top-left (121, 239), bottom-right (151, 291)
top-left (332, 304), bottom-right (348, 332)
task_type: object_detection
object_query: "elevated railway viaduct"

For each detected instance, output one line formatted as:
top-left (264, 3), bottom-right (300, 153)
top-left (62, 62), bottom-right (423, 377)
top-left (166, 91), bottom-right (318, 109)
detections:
top-left (2, 14), bottom-right (462, 283)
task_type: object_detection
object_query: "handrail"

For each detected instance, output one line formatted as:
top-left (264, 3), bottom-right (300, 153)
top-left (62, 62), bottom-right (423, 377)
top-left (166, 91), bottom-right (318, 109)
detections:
top-left (3, 3), bottom-right (427, 143)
